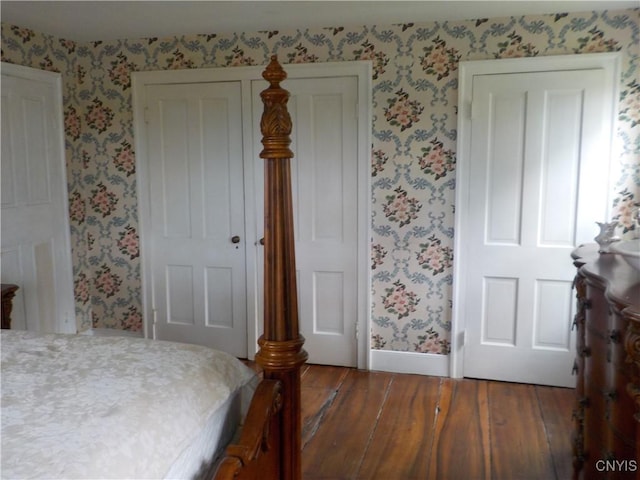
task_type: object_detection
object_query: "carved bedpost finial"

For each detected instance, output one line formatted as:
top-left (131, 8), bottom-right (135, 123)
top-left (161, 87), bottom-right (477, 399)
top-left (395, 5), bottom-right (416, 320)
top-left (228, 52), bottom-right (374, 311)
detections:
top-left (260, 56), bottom-right (294, 160)
top-left (262, 54), bottom-right (287, 87)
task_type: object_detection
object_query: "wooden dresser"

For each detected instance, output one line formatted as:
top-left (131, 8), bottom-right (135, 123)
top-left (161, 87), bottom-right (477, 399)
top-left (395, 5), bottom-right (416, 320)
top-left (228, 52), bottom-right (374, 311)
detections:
top-left (571, 245), bottom-right (640, 479)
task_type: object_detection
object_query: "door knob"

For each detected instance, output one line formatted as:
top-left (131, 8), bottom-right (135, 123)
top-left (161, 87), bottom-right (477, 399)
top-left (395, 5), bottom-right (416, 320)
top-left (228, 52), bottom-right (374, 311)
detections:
top-left (259, 237), bottom-right (265, 246)
top-left (231, 235), bottom-right (241, 244)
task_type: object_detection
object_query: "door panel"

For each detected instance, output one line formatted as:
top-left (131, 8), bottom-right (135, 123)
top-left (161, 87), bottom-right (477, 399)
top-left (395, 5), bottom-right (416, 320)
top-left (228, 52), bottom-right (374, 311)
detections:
top-left (464, 69), bottom-right (608, 386)
top-left (146, 82), bottom-right (247, 356)
top-left (0, 67), bottom-right (74, 333)
top-left (253, 76), bottom-right (359, 367)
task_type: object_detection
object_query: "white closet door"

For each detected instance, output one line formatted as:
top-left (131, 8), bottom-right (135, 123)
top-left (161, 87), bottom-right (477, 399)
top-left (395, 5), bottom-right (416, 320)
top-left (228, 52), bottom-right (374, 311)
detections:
top-left (462, 69), bottom-right (611, 387)
top-left (145, 82), bottom-right (247, 357)
top-left (1, 64), bottom-right (75, 333)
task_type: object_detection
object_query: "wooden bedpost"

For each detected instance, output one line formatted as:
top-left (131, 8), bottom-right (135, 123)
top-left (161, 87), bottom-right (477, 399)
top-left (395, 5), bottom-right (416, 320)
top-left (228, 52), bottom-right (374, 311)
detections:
top-left (255, 55), bottom-right (308, 480)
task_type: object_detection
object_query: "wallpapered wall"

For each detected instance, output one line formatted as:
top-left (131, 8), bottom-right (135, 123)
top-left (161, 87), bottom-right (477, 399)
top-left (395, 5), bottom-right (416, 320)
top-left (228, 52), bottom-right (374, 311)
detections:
top-left (1, 8), bottom-right (638, 356)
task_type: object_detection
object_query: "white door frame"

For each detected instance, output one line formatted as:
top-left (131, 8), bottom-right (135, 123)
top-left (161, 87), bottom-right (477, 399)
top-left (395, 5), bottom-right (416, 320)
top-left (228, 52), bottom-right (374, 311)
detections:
top-left (132, 61), bottom-right (372, 369)
top-left (1, 62), bottom-right (75, 333)
top-left (451, 52), bottom-right (621, 379)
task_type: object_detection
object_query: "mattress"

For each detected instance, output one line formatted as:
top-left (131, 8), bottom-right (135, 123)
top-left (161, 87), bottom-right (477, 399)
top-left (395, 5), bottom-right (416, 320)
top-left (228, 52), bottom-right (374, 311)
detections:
top-left (1, 330), bottom-right (257, 479)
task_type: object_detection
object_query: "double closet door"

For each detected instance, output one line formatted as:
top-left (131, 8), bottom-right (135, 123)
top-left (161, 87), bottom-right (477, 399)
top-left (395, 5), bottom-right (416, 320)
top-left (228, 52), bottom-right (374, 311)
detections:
top-left (141, 73), bottom-right (360, 366)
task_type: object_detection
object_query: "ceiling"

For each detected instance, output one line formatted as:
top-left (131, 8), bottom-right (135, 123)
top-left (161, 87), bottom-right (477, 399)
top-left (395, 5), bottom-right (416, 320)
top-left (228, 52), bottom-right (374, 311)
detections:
top-left (1, 1), bottom-right (637, 43)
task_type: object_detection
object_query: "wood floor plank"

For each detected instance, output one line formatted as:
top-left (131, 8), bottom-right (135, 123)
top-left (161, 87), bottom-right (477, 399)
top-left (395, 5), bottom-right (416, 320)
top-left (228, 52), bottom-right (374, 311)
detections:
top-left (302, 369), bottom-right (393, 479)
top-left (357, 374), bottom-right (441, 479)
top-left (489, 382), bottom-right (556, 480)
top-left (302, 364), bottom-right (350, 389)
top-left (300, 365), bottom-right (349, 447)
top-left (535, 386), bottom-right (574, 480)
top-left (294, 365), bottom-right (573, 479)
top-left (428, 379), bottom-right (491, 480)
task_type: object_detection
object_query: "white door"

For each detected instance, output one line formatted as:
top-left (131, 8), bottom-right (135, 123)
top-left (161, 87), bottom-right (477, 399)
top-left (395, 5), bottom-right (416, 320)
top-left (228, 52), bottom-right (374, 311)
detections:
top-left (253, 76), bottom-right (359, 367)
top-left (461, 68), bottom-right (613, 387)
top-left (0, 64), bottom-right (75, 333)
top-left (144, 82), bottom-right (248, 357)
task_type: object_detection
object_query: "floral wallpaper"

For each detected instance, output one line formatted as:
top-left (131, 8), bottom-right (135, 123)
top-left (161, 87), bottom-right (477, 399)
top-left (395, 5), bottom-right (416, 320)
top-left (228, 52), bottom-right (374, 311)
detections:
top-left (1, 8), bottom-right (638, 357)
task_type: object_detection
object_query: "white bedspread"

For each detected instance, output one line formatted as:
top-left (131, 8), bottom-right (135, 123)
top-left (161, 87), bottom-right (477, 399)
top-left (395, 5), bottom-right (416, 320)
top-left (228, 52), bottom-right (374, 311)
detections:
top-left (1, 330), bottom-right (255, 479)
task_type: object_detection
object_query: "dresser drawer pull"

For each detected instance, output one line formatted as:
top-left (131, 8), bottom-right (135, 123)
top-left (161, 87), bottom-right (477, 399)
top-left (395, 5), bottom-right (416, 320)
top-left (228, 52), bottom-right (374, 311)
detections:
top-left (580, 298), bottom-right (592, 310)
top-left (608, 329), bottom-right (621, 344)
top-left (572, 313), bottom-right (585, 330)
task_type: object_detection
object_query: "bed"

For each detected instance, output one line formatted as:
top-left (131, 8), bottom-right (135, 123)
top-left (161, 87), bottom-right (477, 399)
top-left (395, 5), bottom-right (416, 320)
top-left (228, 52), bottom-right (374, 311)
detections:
top-left (0, 56), bottom-right (307, 480)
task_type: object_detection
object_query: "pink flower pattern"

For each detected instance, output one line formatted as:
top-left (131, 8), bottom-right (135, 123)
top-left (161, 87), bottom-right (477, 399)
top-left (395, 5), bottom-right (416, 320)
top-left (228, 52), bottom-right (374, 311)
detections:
top-left (225, 47), bottom-right (256, 67)
top-left (384, 89), bottom-right (424, 132)
top-left (612, 188), bottom-right (640, 234)
top-left (109, 52), bottom-right (135, 89)
top-left (117, 225), bottom-right (139, 260)
top-left (383, 186), bottom-right (421, 227)
top-left (371, 244), bottom-right (387, 270)
top-left (166, 49), bottom-right (195, 69)
top-left (382, 280), bottom-right (420, 319)
top-left (420, 36), bottom-right (461, 80)
top-left (90, 183), bottom-right (118, 217)
top-left (95, 264), bottom-right (122, 298)
top-left (620, 79), bottom-right (640, 128)
top-left (573, 27), bottom-right (620, 54)
top-left (495, 31), bottom-right (539, 58)
top-left (354, 40), bottom-right (388, 80)
top-left (417, 235), bottom-right (454, 276)
top-left (86, 98), bottom-right (114, 133)
top-left (64, 106), bottom-right (81, 141)
top-left (68, 191), bottom-right (85, 224)
top-left (114, 140), bottom-right (135, 176)
top-left (122, 305), bottom-right (143, 332)
top-left (418, 138), bottom-right (455, 180)
top-left (414, 328), bottom-right (451, 354)
top-left (287, 44), bottom-right (319, 64)
top-left (371, 149), bottom-right (389, 177)
top-left (74, 272), bottom-right (90, 304)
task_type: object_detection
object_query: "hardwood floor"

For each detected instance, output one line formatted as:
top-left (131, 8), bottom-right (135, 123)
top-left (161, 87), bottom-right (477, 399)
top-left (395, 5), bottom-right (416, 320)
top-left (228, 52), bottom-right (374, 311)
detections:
top-left (297, 364), bottom-right (574, 480)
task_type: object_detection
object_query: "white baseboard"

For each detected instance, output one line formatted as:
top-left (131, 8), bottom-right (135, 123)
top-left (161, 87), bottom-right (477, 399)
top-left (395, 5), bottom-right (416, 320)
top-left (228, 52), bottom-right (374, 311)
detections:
top-left (80, 328), bottom-right (143, 338)
top-left (369, 349), bottom-right (449, 377)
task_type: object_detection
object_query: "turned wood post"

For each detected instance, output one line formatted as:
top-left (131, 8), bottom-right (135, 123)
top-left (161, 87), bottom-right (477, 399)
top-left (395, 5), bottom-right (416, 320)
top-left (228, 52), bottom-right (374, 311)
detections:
top-left (255, 55), bottom-right (308, 480)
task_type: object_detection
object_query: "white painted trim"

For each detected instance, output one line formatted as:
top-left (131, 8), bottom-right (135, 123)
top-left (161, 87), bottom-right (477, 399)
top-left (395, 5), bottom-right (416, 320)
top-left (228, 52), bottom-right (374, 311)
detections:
top-left (1, 62), bottom-right (76, 334)
top-left (451, 52), bottom-right (621, 379)
top-left (80, 327), bottom-right (144, 338)
top-left (132, 61), bottom-right (372, 369)
top-left (356, 62), bottom-right (373, 370)
top-left (370, 350), bottom-right (449, 377)
top-left (131, 75), bottom-right (154, 339)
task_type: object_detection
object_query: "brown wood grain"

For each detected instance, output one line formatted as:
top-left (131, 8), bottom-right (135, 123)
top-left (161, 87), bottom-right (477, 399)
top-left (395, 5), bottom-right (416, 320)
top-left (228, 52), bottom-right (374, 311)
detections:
top-left (358, 374), bottom-right (441, 479)
top-left (428, 379), bottom-right (491, 480)
top-left (535, 385), bottom-right (576, 480)
top-left (489, 382), bottom-right (556, 480)
top-left (242, 363), bottom-right (575, 480)
top-left (302, 369), bottom-right (393, 479)
top-left (300, 365), bottom-right (349, 448)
